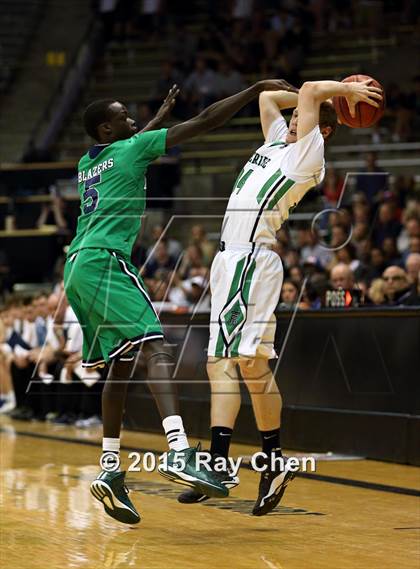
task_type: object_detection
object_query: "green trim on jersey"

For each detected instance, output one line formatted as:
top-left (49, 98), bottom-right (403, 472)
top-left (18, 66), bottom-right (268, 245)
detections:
top-left (267, 177), bottom-right (295, 210)
top-left (256, 168), bottom-right (282, 204)
top-left (229, 331), bottom-right (242, 357)
top-left (269, 141), bottom-right (288, 148)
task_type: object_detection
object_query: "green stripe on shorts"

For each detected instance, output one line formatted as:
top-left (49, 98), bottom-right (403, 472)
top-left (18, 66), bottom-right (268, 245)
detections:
top-left (229, 258), bottom-right (256, 357)
top-left (230, 332), bottom-right (242, 358)
top-left (214, 256), bottom-right (246, 357)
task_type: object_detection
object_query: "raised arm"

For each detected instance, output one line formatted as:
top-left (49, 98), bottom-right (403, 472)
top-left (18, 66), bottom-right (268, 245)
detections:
top-left (259, 85), bottom-right (299, 139)
top-left (139, 85), bottom-right (180, 134)
top-left (297, 79), bottom-right (382, 140)
top-left (166, 80), bottom-right (296, 148)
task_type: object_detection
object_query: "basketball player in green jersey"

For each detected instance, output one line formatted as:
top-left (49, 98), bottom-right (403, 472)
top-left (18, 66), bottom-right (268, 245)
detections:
top-left (64, 79), bottom-right (293, 524)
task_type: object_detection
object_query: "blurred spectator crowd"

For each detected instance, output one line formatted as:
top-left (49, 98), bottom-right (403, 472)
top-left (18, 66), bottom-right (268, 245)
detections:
top-left (0, 286), bottom-right (104, 422)
top-left (377, 76), bottom-right (420, 143)
top-left (91, 0), bottom-right (420, 140)
top-left (279, 160), bottom-right (420, 308)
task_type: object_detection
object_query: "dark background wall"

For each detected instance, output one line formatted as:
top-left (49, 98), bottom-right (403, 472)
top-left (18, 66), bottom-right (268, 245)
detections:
top-left (125, 309), bottom-right (420, 465)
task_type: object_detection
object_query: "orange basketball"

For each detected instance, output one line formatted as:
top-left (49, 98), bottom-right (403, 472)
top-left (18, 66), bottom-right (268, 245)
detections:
top-left (333, 74), bottom-right (385, 128)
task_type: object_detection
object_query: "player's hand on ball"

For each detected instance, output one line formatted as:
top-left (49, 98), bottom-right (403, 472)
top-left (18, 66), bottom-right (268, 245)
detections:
top-left (156, 84), bottom-right (180, 121)
top-left (345, 79), bottom-right (383, 118)
top-left (257, 79), bottom-right (299, 93)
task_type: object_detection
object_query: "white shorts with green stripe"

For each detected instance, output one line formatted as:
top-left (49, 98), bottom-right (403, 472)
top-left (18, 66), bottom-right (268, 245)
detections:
top-left (208, 243), bottom-right (283, 359)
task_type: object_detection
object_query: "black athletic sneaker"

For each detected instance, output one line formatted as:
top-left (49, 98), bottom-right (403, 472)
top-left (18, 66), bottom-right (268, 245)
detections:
top-left (252, 454), bottom-right (297, 516)
top-left (177, 452), bottom-right (239, 504)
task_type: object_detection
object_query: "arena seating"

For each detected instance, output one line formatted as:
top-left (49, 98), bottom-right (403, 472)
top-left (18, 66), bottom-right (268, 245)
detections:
top-left (0, 0), bottom-right (91, 162)
top-left (0, 0), bottom-right (42, 95)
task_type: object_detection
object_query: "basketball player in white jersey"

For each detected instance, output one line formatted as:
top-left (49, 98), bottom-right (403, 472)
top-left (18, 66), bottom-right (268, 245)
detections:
top-left (178, 79), bottom-right (382, 514)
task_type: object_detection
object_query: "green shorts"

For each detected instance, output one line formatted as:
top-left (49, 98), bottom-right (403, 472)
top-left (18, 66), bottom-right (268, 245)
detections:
top-left (63, 248), bottom-right (163, 368)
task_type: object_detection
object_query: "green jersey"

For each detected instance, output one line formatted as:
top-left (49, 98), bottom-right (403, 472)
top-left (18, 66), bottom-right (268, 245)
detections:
top-left (68, 128), bottom-right (168, 258)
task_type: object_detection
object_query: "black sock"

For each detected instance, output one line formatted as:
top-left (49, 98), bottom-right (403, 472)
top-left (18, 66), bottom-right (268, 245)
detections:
top-left (210, 426), bottom-right (233, 458)
top-left (260, 428), bottom-right (282, 457)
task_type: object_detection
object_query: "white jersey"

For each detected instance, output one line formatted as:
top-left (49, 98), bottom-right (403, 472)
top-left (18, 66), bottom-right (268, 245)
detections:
top-left (220, 116), bottom-right (325, 245)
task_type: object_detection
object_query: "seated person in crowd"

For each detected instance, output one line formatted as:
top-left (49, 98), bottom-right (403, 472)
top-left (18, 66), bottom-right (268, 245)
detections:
top-left (288, 264), bottom-right (304, 286)
top-left (214, 59), bottom-right (246, 98)
top-left (146, 224), bottom-right (183, 261)
top-left (381, 266), bottom-right (416, 305)
top-left (367, 278), bottom-right (386, 305)
top-left (405, 253), bottom-right (420, 287)
top-left (190, 224), bottom-right (215, 266)
top-left (382, 237), bottom-right (402, 266)
top-left (278, 279), bottom-right (299, 310)
top-left (178, 244), bottom-right (208, 280)
top-left (141, 240), bottom-right (177, 281)
top-left (373, 202), bottom-right (402, 248)
top-left (298, 227), bottom-right (331, 268)
top-left (0, 308), bottom-right (16, 413)
top-left (397, 212), bottom-right (419, 253)
top-left (356, 152), bottom-right (388, 203)
top-left (402, 235), bottom-right (420, 262)
top-left (183, 275), bottom-right (210, 312)
top-left (151, 270), bottom-right (210, 313)
top-left (150, 269), bottom-right (189, 310)
top-left (330, 263), bottom-right (355, 291)
top-left (184, 57), bottom-right (220, 112)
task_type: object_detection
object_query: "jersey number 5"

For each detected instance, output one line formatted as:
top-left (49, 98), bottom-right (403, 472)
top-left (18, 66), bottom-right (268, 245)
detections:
top-left (83, 174), bottom-right (100, 214)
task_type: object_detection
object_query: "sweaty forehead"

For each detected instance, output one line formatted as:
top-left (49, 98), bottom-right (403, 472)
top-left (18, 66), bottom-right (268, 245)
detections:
top-left (108, 101), bottom-right (127, 116)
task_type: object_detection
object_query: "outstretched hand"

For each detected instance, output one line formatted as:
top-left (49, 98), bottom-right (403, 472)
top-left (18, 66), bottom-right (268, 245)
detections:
top-left (345, 79), bottom-right (383, 118)
top-left (155, 84), bottom-right (180, 122)
top-left (257, 79), bottom-right (299, 93)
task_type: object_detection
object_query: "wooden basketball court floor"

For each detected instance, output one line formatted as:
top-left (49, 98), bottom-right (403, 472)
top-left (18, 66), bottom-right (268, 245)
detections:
top-left (0, 416), bottom-right (419, 569)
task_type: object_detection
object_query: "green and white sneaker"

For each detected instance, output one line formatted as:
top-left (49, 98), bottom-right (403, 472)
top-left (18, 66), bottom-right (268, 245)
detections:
top-left (178, 451), bottom-right (240, 504)
top-left (158, 445), bottom-right (229, 499)
top-left (90, 471), bottom-right (140, 525)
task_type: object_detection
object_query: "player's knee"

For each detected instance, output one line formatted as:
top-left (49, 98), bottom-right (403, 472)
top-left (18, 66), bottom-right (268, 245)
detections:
top-left (207, 357), bottom-right (236, 382)
top-left (206, 357), bottom-right (221, 380)
top-left (142, 339), bottom-right (173, 362)
top-left (238, 358), bottom-right (271, 380)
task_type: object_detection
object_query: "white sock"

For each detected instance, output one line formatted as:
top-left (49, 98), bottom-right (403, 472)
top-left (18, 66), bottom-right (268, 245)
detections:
top-left (101, 437), bottom-right (121, 470)
top-left (102, 437), bottom-right (120, 453)
top-left (162, 415), bottom-right (189, 452)
top-left (7, 391), bottom-right (16, 404)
